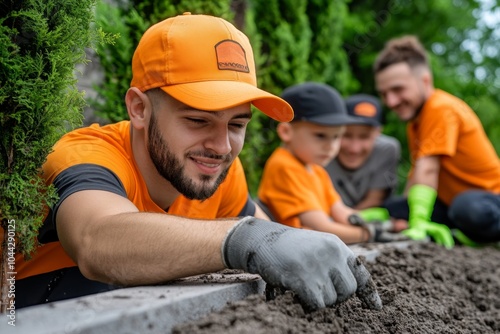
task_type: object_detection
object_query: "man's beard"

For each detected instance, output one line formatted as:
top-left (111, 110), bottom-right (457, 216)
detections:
top-left (407, 94), bottom-right (426, 122)
top-left (147, 112), bottom-right (232, 200)
top-left (405, 84), bottom-right (428, 122)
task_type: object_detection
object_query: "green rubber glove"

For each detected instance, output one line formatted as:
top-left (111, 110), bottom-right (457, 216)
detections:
top-left (357, 207), bottom-right (390, 222)
top-left (403, 184), bottom-right (454, 249)
top-left (404, 220), bottom-right (454, 247)
top-left (451, 229), bottom-right (500, 248)
top-left (452, 229), bottom-right (480, 247)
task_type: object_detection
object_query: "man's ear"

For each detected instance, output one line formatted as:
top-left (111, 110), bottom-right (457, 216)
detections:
top-left (126, 87), bottom-right (150, 130)
top-left (421, 69), bottom-right (433, 90)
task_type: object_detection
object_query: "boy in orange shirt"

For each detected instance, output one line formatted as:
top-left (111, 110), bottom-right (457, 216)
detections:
top-left (374, 35), bottom-right (500, 247)
top-left (258, 82), bottom-right (405, 244)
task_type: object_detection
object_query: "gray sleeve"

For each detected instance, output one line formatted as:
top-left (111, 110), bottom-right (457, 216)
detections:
top-left (38, 164), bottom-right (127, 243)
top-left (237, 195), bottom-right (256, 217)
top-left (370, 135), bottom-right (401, 192)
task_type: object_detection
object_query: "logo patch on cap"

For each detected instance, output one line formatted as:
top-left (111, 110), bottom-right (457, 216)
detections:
top-left (354, 102), bottom-right (377, 117)
top-left (215, 40), bottom-right (249, 73)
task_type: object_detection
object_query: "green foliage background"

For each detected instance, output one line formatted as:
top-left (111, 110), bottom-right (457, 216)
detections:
top-left (90, 0), bottom-right (500, 196)
top-left (0, 0), bottom-right (105, 256)
top-left (239, 0), bottom-right (352, 192)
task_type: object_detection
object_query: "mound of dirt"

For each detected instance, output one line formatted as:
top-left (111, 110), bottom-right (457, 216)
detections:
top-left (173, 243), bottom-right (500, 334)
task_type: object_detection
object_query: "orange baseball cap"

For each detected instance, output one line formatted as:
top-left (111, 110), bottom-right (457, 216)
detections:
top-left (131, 13), bottom-right (293, 122)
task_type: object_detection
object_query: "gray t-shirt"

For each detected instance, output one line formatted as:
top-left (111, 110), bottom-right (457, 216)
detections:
top-left (325, 134), bottom-right (401, 207)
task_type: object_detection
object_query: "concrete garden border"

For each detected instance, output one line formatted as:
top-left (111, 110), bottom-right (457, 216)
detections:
top-left (2, 242), bottom-right (411, 334)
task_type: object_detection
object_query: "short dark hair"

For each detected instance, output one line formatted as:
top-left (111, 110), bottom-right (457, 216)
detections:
top-left (146, 88), bottom-right (167, 113)
top-left (373, 35), bottom-right (429, 73)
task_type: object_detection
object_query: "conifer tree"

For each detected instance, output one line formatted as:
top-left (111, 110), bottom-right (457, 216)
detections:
top-left (0, 0), bottom-right (104, 312)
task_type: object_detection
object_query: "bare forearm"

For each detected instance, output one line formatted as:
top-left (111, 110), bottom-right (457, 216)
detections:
top-left (300, 211), bottom-right (366, 244)
top-left (354, 190), bottom-right (387, 210)
top-left (412, 156), bottom-right (440, 189)
top-left (77, 212), bottom-right (237, 285)
top-left (313, 222), bottom-right (366, 244)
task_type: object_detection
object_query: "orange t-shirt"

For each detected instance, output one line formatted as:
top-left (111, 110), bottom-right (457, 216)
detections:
top-left (408, 89), bottom-right (500, 205)
top-left (258, 147), bottom-right (341, 228)
top-left (15, 121), bottom-right (251, 280)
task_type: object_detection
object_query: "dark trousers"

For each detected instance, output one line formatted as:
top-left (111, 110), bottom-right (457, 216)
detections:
top-left (383, 190), bottom-right (500, 243)
top-left (16, 266), bottom-right (121, 309)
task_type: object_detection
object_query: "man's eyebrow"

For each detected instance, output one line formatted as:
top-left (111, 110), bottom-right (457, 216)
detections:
top-left (178, 108), bottom-right (252, 120)
top-left (233, 112), bottom-right (253, 120)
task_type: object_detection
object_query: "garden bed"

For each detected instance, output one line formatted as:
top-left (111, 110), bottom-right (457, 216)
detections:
top-left (174, 242), bottom-right (500, 333)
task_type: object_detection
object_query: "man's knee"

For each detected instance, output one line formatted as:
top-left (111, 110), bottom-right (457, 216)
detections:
top-left (449, 191), bottom-right (500, 242)
top-left (450, 191), bottom-right (494, 222)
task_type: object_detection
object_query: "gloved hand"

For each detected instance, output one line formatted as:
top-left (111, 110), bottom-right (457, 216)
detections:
top-left (222, 217), bottom-right (382, 311)
top-left (406, 184), bottom-right (454, 248)
top-left (403, 220), bottom-right (454, 247)
top-left (348, 214), bottom-right (409, 243)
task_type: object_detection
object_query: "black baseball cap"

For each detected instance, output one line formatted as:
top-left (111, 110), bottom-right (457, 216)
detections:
top-left (281, 82), bottom-right (357, 126)
top-left (345, 94), bottom-right (383, 127)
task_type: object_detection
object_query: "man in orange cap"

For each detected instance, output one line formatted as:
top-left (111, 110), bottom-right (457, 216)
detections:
top-left (15, 13), bottom-right (381, 311)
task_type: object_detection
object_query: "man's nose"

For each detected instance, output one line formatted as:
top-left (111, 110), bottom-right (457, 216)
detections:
top-left (385, 92), bottom-right (400, 108)
top-left (345, 140), bottom-right (363, 154)
top-left (205, 126), bottom-right (231, 155)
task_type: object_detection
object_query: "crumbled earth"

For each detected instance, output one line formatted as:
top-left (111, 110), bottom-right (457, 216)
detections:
top-left (173, 243), bottom-right (500, 334)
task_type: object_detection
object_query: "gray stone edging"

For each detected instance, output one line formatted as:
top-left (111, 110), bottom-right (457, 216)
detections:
top-left (2, 242), bottom-right (413, 334)
top-left (2, 272), bottom-right (264, 334)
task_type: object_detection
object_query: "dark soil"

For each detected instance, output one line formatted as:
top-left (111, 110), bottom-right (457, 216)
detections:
top-left (173, 243), bottom-right (500, 334)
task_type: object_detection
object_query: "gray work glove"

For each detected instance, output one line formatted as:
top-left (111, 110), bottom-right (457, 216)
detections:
top-left (222, 217), bottom-right (382, 311)
top-left (348, 214), bottom-right (409, 243)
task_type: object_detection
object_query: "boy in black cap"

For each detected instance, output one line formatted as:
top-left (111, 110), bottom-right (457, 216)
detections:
top-left (258, 82), bottom-right (405, 244)
top-left (325, 94), bottom-right (401, 210)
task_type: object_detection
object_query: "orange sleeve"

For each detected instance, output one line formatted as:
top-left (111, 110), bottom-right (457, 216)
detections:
top-left (42, 122), bottom-right (136, 197)
top-left (409, 106), bottom-right (459, 160)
